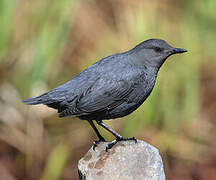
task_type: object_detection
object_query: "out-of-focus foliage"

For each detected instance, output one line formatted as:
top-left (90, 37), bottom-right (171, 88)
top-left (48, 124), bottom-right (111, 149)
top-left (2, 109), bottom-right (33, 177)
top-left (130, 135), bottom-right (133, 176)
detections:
top-left (0, 0), bottom-right (216, 179)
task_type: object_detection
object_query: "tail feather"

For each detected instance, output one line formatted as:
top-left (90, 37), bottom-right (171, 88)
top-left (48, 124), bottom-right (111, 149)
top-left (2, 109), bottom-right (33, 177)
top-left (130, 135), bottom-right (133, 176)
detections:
top-left (23, 90), bottom-right (67, 114)
top-left (23, 93), bottom-right (49, 105)
top-left (23, 97), bottom-right (42, 105)
top-left (23, 94), bottom-right (67, 115)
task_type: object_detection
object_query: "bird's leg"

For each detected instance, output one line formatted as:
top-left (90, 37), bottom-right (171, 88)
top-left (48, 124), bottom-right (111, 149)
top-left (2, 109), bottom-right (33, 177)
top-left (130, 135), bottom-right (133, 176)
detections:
top-left (88, 120), bottom-right (106, 150)
top-left (96, 120), bottom-right (137, 151)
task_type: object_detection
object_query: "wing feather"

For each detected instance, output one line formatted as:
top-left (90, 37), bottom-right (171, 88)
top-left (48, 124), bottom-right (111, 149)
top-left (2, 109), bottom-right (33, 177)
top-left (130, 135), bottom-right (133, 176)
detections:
top-left (59, 70), bottom-right (145, 117)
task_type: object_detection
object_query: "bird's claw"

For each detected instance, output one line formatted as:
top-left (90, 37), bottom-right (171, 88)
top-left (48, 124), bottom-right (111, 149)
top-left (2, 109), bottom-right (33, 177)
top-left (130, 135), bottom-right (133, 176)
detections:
top-left (121, 136), bottom-right (137, 143)
top-left (105, 136), bottom-right (137, 152)
top-left (105, 139), bottom-right (118, 151)
top-left (93, 139), bottom-right (106, 150)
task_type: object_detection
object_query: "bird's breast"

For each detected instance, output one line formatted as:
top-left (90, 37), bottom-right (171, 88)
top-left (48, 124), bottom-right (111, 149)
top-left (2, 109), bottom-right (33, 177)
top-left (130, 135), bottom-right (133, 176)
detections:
top-left (106, 71), bottom-right (157, 119)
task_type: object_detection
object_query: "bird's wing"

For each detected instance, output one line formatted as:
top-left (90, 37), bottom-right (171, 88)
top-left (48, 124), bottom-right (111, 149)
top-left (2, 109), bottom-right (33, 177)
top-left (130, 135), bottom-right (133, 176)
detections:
top-left (23, 54), bottom-right (120, 113)
top-left (59, 72), bottom-right (144, 117)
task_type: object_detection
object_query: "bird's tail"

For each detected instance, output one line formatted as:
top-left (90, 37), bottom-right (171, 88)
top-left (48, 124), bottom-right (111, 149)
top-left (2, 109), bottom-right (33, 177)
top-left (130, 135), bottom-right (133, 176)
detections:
top-left (23, 93), bottom-right (48, 105)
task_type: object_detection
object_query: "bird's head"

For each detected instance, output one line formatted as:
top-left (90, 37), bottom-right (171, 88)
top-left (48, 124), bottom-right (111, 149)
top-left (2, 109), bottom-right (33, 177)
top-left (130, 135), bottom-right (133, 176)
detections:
top-left (132, 39), bottom-right (187, 69)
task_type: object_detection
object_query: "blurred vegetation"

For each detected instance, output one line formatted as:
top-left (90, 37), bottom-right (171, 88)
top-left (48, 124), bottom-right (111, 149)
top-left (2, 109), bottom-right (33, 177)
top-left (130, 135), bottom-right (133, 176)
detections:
top-left (0, 0), bottom-right (216, 179)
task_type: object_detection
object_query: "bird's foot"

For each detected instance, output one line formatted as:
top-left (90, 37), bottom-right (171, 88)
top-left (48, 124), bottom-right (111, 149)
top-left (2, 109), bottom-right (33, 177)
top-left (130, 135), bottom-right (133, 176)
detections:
top-left (106, 136), bottom-right (137, 152)
top-left (93, 138), bottom-right (106, 150)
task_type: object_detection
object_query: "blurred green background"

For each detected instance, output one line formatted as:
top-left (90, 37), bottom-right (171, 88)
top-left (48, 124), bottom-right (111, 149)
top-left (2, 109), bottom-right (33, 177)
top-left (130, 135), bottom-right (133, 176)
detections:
top-left (0, 0), bottom-right (216, 179)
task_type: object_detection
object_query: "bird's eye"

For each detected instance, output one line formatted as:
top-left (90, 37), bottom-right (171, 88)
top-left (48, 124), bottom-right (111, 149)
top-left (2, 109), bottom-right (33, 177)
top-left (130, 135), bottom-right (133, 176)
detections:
top-left (154, 47), bottom-right (163, 53)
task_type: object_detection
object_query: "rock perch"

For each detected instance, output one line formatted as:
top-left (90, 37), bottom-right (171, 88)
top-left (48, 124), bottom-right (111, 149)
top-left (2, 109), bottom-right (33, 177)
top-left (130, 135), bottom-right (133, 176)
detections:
top-left (78, 140), bottom-right (165, 180)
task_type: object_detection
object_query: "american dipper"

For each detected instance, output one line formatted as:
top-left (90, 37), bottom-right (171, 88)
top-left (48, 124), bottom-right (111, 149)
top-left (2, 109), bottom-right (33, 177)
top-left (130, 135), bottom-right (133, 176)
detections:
top-left (23, 39), bottom-right (187, 151)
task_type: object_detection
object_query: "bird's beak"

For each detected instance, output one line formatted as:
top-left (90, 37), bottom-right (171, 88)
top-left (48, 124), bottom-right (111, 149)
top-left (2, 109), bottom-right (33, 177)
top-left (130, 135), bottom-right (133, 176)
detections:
top-left (171, 48), bottom-right (187, 54)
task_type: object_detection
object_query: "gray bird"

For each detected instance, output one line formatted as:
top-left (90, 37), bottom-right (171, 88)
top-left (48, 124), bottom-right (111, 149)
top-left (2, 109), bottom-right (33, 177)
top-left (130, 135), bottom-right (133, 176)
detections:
top-left (23, 39), bottom-right (187, 151)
